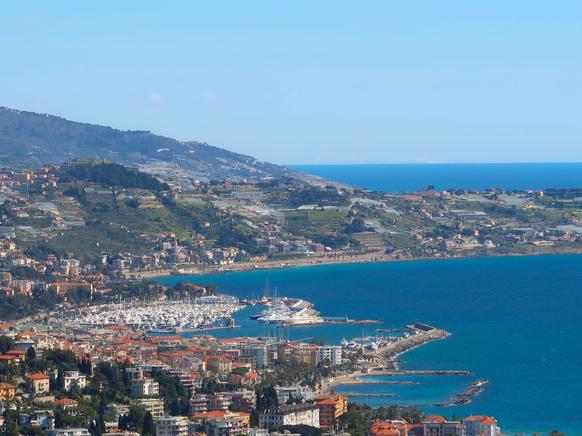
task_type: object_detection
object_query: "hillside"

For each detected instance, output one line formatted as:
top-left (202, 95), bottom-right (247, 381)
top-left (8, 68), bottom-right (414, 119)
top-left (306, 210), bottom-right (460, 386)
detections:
top-left (0, 106), bottom-right (292, 181)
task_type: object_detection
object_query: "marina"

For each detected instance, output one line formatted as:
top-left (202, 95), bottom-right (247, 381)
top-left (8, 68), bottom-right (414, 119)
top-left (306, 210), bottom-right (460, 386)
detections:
top-left (249, 296), bottom-right (379, 327)
top-left (65, 296), bottom-right (243, 332)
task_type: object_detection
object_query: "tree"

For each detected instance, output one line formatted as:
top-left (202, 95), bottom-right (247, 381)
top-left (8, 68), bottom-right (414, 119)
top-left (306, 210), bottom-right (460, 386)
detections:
top-left (26, 346), bottom-right (37, 361)
top-left (142, 411), bottom-right (154, 436)
top-left (339, 403), bottom-right (373, 436)
top-left (0, 335), bottom-right (14, 354)
top-left (255, 385), bottom-right (278, 412)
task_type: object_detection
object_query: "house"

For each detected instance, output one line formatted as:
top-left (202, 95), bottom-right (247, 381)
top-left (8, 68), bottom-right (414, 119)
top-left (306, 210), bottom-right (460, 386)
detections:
top-left (54, 397), bottom-right (79, 412)
top-left (134, 398), bottom-right (165, 417)
top-left (0, 354), bottom-right (20, 365)
top-left (423, 415), bottom-right (464, 436)
top-left (192, 410), bottom-right (250, 436)
top-left (48, 429), bottom-right (90, 436)
top-left (315, 394), bottom-right (348, 429)
top-left (464, 416), bottom-right (500, 436)
top-left (64, 371), bottom-right (87, 391)
top-left (0, 382), bottom-right (16, 400)
top-left (189, 393), bottom-right (231, 414)
top-left (259, 402), bottom-right (320, 430)
top-left (130, 378), bottom-right (160, 397)
top-left (206, 355), bottom-right (233, 374)
top-left (27, 373), bottom-right (51, 395)
top-left (370, 420), bottom-right (410, 436)
top-left (154, 416), bottom-right (189, 436)
top-left (274, 385), bottom-right (315, 405)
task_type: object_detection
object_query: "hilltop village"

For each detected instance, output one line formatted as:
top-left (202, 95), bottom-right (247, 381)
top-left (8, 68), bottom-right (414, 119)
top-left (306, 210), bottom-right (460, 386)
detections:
top-left (0, 159), bottom-right (576, 435)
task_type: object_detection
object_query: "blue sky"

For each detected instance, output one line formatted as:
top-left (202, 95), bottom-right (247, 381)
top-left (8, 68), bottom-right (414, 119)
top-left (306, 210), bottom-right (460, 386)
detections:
top-left (1, 1), bottom-right (581, 164)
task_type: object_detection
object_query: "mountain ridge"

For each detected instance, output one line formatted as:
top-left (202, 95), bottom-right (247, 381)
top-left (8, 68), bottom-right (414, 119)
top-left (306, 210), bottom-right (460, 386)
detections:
top-left (0, 106), bottom-right (292, 181)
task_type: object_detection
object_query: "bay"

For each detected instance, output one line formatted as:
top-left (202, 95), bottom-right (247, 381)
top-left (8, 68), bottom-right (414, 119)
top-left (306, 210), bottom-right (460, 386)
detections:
top-left (158, 254), bottom-right (582, 434)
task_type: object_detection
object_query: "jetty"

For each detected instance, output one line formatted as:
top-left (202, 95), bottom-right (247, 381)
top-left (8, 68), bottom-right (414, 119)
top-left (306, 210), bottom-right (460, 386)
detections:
top-left (435, 379), bottom-right (488, 407)
top-left (373, 323), bottom-right (450, 366)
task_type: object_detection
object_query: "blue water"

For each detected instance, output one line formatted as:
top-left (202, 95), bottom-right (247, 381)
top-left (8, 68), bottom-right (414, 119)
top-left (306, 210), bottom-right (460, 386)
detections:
top-left (158, 255), bottom-right (582, 434)
top-left (289, 163), bottom-right (582, 192)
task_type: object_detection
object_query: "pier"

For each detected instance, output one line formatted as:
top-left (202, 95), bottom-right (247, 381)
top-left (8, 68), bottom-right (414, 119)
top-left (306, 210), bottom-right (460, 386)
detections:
top-left (372, 324), bottom-right (451, 366)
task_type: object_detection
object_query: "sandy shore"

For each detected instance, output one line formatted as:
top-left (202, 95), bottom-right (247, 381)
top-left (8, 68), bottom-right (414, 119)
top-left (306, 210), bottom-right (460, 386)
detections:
top-left (125, 249), bottom-right (582, 280)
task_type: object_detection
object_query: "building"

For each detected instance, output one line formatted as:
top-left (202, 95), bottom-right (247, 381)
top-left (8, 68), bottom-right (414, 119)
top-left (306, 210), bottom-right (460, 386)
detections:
top-left (370, 419), bottom-right (410, 436)
top-left (0, 382), bottom-right (16, 400)
top-left (259, 402), bottom-right (320, 430)
top-left (423, 415), bottom-right (464, 436)
top-left (105, 403), bottom-right (130, 421)
top-left (464, 416), bottom-right (500, 436)
top-left (134, 398), bottom-right (165, 417)
top-left (48, 429), bottom-right (90, 436)
top-left (192, 410), bottom-right (250, 436)
top-left (274, 385), bottom-right (315, 405)
top-left (315, 394), bottom-right (348, 429)
top-left (54, 398), bottom-right (79, 412)
top-left (63, 371), bottom-right (87, 391)
top-left (27, 373), bottom-right (50, 395)
top-left (206, 355), bottom-right (233, 374)
top-left (317, 345), bottom-right (342, 365)
top-left (155, 416), bottom-right (189, 436)
top-left (130, 378), bottom-right (160, 397)
top-left (241, 345), bottom-right (268, 368)
top-left (190, 393), bottom-right (231, 414)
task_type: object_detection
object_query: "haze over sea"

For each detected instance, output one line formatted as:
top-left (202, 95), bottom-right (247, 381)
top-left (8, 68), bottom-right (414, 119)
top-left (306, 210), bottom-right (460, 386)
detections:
top-left (290, 163), bottom-right (582, 192)
top-left (159, 164), bottom-right (582, 434)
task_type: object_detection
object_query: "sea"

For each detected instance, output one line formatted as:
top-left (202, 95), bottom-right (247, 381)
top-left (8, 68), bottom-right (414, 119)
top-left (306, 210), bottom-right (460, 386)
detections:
top-left (289, 162), bottom-right (582, 192)
top-left (157, 164), bottom-right (582, 434)
top-left (158, 255), bottom-right (582, 435)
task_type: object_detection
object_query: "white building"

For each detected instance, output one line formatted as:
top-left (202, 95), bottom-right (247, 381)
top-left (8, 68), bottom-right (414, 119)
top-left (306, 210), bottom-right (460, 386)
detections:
top-left (130, 378), bottom-right (160, 397)
top-left (155, 416), bottom-right (189, 436)
top-left (259, 403), bottom-right (320, 430)
top-left (134, 398), bottom-right (165, 417)
top-left (48, 429), bottom-right (90, 436)
top-left (241, 344), bottom-right (268, 368)
top-left (274, 385), bottom-right (315, 404)
top-left (464, 416), bottom-right (500, 436)
top-left (317, 345), bottom-right (342, 365)
top-left (63, 371), bottom-right (87, 391)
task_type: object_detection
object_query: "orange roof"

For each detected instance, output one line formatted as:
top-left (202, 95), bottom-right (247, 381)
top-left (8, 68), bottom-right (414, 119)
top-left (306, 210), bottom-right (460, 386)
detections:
top-left (370, 420), bottom-right (409, 436)
top-left (194, 410), bottom-right (228, 419)
top-left (193, 410), bottom-right (249, 420)
top-left (217, 337), bottom-right (247, 344)
top-left (465, 416), bottom-right (497, 426)
top-left (0, 383), bottom-right (15, 389)
top-left (54, 398), bottom-right (78, 406)
top-left (27, 373), bottom-right (49, 380)
top-left (0, 355), bottom-right (16, 360)
top-left (425, 415), bottom-right (447, 423)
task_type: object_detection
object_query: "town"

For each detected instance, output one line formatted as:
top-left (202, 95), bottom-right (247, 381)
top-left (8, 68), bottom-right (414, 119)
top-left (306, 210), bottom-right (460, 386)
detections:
top-left (0, 159), bottom-right (575, 435)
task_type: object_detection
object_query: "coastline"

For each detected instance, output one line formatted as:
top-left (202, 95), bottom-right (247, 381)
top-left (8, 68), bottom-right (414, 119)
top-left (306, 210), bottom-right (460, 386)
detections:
top-left (320, 326), bottom-right (454, 394)
top-left (128, 248), bottom-right (582, 280)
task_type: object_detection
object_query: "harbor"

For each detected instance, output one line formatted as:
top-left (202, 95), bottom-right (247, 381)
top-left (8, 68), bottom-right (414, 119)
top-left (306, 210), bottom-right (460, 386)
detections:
top-left (62, 295), bottom-right (243, 332)
top-left (248, 296), bottom-right (379, 327)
